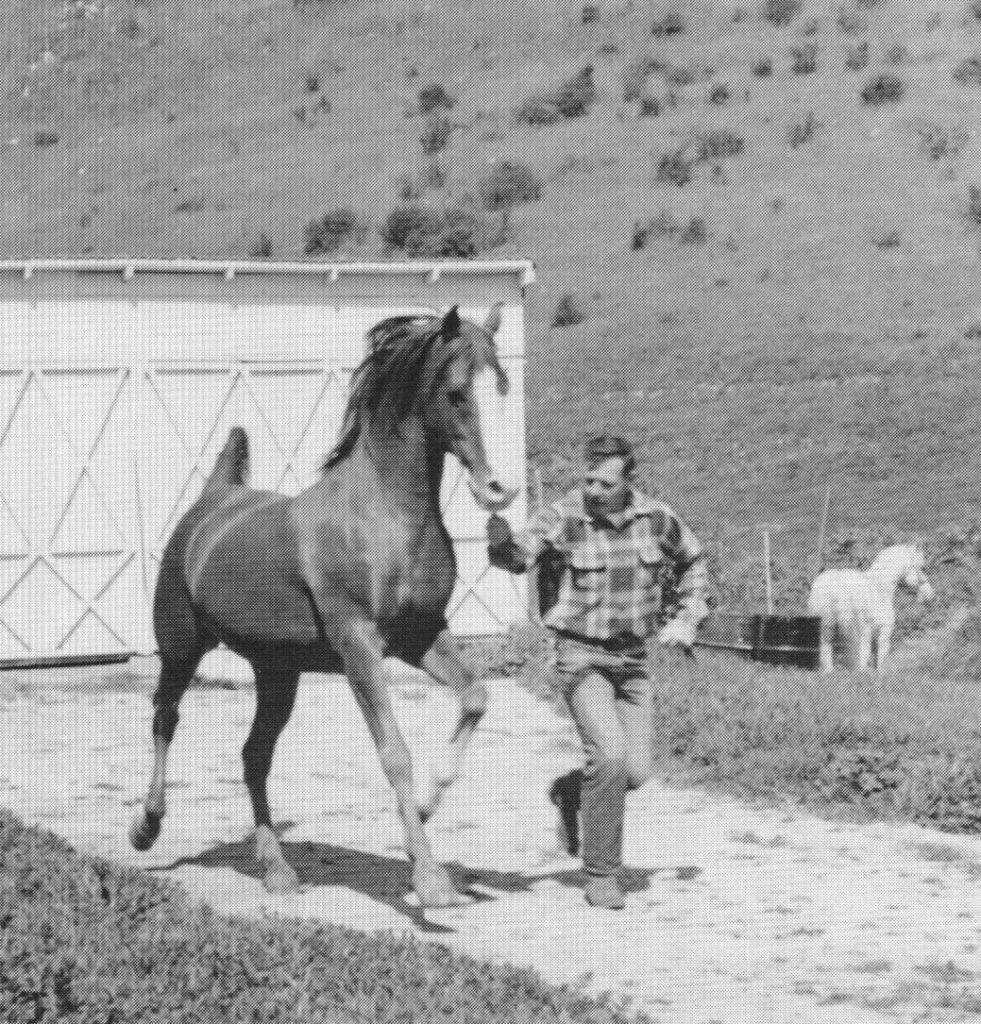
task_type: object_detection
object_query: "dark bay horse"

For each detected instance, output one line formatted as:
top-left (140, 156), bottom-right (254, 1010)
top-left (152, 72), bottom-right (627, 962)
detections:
top-left (130, 305), bottom-right (519, 907)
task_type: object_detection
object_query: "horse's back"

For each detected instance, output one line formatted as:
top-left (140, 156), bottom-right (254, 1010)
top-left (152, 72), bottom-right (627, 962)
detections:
top-left (807, 568), bottom-right (875, 622)
top-left (155, 484), bottom-right (323, 652)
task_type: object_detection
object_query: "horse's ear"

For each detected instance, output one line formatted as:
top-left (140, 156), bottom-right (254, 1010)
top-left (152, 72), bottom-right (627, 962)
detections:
top-left (483, 301), bottom-right (504, 337)
top-left (441, 305), bottom-right (461, 340)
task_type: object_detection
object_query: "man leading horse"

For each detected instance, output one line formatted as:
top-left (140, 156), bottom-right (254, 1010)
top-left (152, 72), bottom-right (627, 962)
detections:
top-left (487, 434), bottom-right (707, 909)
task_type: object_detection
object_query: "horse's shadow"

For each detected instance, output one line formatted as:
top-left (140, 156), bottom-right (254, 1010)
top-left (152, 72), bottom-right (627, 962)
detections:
top-left (149, 826), bottom-right (691, 934)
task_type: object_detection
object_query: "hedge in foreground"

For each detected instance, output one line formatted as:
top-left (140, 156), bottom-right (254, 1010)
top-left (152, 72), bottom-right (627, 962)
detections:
top-left (0, 809), bottom-right (647, 1024)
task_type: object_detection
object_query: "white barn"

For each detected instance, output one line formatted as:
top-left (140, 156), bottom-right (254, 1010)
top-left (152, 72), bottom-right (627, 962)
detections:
top-left (0, 258), bottom-right (534, 667)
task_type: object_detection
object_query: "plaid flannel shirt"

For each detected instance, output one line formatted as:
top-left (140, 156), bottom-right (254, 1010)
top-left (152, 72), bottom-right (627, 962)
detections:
top-left (491, 488), bottom-right (708, 642)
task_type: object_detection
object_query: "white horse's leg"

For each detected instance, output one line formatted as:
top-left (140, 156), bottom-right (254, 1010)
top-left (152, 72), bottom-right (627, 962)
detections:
top-left (857, 626), bottom-right (874, 670)
top-left (875, 623), bottom-right (894, 671)
top-left (818, 620), bottom-right (835, 672)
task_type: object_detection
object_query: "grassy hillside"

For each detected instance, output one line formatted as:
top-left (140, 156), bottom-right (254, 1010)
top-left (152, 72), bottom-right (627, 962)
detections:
top-left (5, 0), bottom-right (981, 616)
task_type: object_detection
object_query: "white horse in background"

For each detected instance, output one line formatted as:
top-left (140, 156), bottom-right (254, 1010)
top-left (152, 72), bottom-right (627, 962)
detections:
top-left (807, 543), bottom-right (935, 672)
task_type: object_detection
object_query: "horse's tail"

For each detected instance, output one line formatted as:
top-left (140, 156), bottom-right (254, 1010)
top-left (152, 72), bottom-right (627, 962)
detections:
top-left (204, 427), bottom-right (250, 492)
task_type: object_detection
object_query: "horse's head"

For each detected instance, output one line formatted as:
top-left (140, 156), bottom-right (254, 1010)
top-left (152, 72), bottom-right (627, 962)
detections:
top-left (902, 544), bottom-right (935, 604)
top-left (325, 305), bottom-right (520, 512)
top-left (423, 304), bottom-right (520, 512)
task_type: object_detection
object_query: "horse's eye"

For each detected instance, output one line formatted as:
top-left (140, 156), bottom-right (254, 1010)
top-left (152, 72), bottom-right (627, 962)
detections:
top-left (447, 389), bottom-right (467, 409)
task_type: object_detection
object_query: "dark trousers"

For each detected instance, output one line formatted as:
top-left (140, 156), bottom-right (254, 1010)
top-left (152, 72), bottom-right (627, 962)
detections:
top-left (553, 634), bottom-right (654, 877)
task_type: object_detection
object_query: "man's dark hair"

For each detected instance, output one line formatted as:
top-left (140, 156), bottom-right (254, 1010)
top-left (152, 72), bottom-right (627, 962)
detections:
top-left (584, 434), bottom-right (635, 476)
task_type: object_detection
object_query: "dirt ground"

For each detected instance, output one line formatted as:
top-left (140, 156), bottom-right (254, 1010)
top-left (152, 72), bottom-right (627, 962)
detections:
top-left (3, 656), bottom-right (981, 1024)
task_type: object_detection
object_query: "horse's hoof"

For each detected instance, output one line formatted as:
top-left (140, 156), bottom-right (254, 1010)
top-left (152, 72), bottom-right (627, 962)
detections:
top-left (415, 868), bottom-right (472, 908)
top-left (129, 811), bottom-right (162, 851)
top-left (420, 886), bottom-right (474, 909)
top-left (263, 862), bottom-right (299, 894)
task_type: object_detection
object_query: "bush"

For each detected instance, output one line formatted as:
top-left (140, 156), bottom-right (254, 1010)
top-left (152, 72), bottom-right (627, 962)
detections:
top-left (761, 0), bottom-right (801, 26)
top-left (582, 4), bottom-right (600, 24)
top-left (623, 57), bottom-right (665, 102)
top-left (787, 111), bottom-right (820, 147)
top-left (517, 66), bottom-right (595, 125)
top-left (479, 161), bottom-right (543, 210)
top-left (679, 217), bottom-right (707, 245)
top-left (303, 208), bottom-right (365, 254)
top-left (751, 56), bottom-right (773, 77)
top-left (845, 41), bottom-right (870, 71)
top-left (420, 114), bottom-right (453, 154)
top-left (551, 293), bottom-right (586, 327)
top-left (860, 72), bottom-right (905, 104)
top-left (380, 204), bottom-right (506, 257)
top-left (651, 10), bottom-right (685, 36)
top-left (953, 56), bottom-right (981, 87)
top-left (656, 150), bottom-right (695, 186)
top-left (693, 129), bottom-right (745, 160)
top-left (790, 42), bottom-right (818, 75)
top-left (418, 83), bottom-right (455, 114)
top-left (968, 186), bottom-right (981, 227)
top-left (247, 232), bottom-right (274, 258)
top-left (632, 211), bottom-right (681, 248)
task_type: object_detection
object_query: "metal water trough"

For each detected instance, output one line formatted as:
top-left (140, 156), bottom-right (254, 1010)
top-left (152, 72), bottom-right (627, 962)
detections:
top-left (695, 613), bottom-right (822, 670)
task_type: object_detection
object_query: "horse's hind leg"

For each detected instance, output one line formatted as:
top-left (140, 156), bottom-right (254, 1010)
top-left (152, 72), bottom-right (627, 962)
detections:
top-left (243, 667), bottom-right (301, 893)
top-left (130, 651), bottom-right (206, 850)
top-left (415, 629), bottom-right (487, 822)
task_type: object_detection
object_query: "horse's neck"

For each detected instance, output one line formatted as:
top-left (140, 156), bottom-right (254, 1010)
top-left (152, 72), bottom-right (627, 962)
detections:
top-left (865, 550), bottom-right (909, 595)
top-left (354, 418), bottom-right (445, 520)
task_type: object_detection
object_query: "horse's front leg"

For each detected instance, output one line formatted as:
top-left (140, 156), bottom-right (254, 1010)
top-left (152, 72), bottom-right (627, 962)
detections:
top-left (339, 619), bottom-right (471, 908)
top-left (856, 626), bottom-right (874, 670)
top-left (415, 629), bottom-right (488, 822)
top-left (875, 623), bottom-right (894, 671)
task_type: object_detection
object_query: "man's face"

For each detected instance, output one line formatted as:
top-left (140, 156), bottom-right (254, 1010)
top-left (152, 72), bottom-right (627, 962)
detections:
top-left (583, 455), bottom-right (631, 518)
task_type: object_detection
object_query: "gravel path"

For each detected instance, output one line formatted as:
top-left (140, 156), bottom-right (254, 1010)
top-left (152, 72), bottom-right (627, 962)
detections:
top-left (3, 663), bottom-right (981, 1023)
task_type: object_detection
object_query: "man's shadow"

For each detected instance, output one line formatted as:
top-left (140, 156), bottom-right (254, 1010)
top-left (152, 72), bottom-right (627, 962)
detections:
top-left (149, 825), bottom-right (695, 934)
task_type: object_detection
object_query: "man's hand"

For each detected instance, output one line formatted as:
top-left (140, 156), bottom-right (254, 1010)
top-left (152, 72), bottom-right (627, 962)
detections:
top-left (658, 617), bottom-right (697, 650)
top-left (487, 514), bottom-right (514, 548)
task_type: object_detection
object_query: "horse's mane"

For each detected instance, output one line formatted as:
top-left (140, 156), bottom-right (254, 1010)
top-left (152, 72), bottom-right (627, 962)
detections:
top-left (322, 312), bottom-right (494, 472)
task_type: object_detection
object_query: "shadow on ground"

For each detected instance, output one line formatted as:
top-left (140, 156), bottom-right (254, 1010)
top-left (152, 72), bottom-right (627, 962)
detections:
top-left (151, 826), bottom-right (698, 933)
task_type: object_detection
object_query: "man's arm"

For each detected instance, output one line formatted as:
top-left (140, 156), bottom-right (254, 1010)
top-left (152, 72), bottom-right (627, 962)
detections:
top-left (487, 504), bottom-right (563, 575)
top-left (657, 513), bottom-right (708, 646)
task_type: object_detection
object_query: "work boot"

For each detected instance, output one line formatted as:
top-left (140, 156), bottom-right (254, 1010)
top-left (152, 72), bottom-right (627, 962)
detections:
top-left (549, 769), bottom-right (582, 856)
top-left (584, 874), bottom-right (626, 910)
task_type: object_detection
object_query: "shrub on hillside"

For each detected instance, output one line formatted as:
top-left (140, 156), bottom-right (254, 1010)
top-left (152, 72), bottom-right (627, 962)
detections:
top-left (303, 208), bottom-right (366, 254)
top-left (418, 83), bottom-right (455, 114)
top-left (516, 66), bottom-right (596, 125)
top-left (860, 72), bottom-right (905, 104)
top-left (790, 42), bottom-right (818, 75)
top-left (761, 0), bottom-right (801, 26)
top-left (248, 232), bottom-right (274, 258)
top-left (420, 114), bottom-right (453, 154)
top-left (479, 161), bottom-right (543, 210)
top-left (751, 55), bottom-right (773, 76)
top-left (845, 41), bottom-right (870, 71)
top-left (693, 128), bottom-right (745, 160)
top-left (953, 56), bottom-right (981, 87)
top-left (651, 10), bottom-right (685, 36)
top-left (632, 211), bottom-right (681, 248)
top-left (623, 57), bottom-right (666, 102)
top-left (967, 186), bottom-right (981, 227)
top-left (380, 203), bottom-right (506, 257)
top-left (551, 293), bottom-right (586, 327)
top-left (656, 149), bottom-right (695, 186)
top-left (836, 7), bottom-right (867, 33)
top-left (582, 4), bottom-right (600, 24)
top-left (787, 111), bottom-right (820, 147)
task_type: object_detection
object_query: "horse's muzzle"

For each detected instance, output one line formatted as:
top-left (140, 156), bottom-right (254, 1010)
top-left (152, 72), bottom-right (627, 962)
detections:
top-left (916, 582), bottom-right (935, 603)
top-left (468, 476), bottom-right (518, 512)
